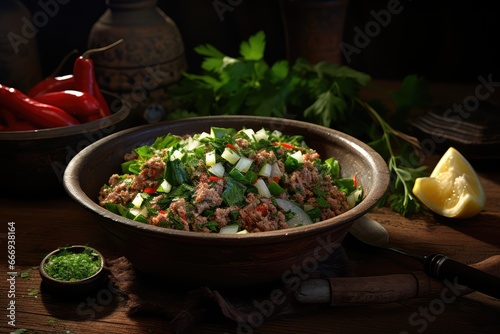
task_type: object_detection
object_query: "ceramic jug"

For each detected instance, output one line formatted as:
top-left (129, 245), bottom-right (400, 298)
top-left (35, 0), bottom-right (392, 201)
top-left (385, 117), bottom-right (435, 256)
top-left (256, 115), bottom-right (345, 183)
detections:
top-left (88, 0), bottom-right (187, 123)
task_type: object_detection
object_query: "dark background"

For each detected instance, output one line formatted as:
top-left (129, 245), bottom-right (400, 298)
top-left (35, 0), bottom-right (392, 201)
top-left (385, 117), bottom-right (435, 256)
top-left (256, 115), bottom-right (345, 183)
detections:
top-left (13, 0), bottom-right (500, 84)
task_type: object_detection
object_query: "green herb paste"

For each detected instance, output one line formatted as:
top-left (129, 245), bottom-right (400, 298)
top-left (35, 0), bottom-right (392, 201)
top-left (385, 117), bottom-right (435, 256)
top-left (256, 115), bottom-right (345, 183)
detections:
top-left (44, 248), bottom-right (101, 281)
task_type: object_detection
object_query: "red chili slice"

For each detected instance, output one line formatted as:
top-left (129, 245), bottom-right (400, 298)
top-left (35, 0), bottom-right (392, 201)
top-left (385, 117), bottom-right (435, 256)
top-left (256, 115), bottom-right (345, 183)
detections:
top-left (144, 187), bottom-right (157, 194)
top-left (226, 143), bottom-right (237, 150)
top-left (209, 176), bottom-right (222, 182)
top-left (255, 204), bottom-right (268, 217)
top-left (274, 142), bottom-right (294, 149)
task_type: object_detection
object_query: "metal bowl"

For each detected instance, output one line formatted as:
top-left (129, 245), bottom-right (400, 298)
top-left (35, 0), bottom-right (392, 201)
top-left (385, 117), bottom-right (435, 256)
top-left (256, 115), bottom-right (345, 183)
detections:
top-left (0, 95), bottom-right (131, 196)
top-left (63, 116), bottom-right (390, 287)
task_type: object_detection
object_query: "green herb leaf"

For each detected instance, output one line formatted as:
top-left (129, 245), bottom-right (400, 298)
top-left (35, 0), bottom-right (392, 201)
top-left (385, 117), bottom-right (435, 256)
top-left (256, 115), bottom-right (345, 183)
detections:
top-left (222, 178), bottom-right (247, 206)
top-left (165, 159), bottom-right (190, 186)
top-left (239, 31), bottom-right (266, 61)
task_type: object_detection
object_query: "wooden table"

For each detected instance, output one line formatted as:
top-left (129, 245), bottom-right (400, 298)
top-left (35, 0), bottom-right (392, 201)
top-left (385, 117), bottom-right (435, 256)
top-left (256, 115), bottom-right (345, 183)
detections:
top-left (1, 82), bottom-right (500, 334)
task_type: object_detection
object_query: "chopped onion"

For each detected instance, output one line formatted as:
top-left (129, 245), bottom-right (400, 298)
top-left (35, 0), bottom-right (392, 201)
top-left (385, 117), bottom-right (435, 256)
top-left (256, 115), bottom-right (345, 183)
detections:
top-left (241, 128), bottom-right (255, 141)
top-left (131, 193), bottom-right (143, 208)
top-left (221, 147), bottom-right (240, 164)
top-left (186, 138), bottom-right (200, 151)
top-left (258, 163), bottom-right (272, 177)
top-left (254, 128), bottom-right (268, 141)
top-left (270, 162), bottom-right (283, 178)
top-left (219, 224), bottom-right (240, 234)
top-left (271, 130), bottom-right (282, 137)
top-left (254, 179), bottom-right (271, 198)
top-left (235, 156), bottom-right (253, 172)
top-left (346, 188), bottom-right (363, 207)
top-left (289, 150), bottom-right (304, 163)
top-left (197, 131), bottom-right (210, 140)
top-left (275, 199), bottom-right (313, 227)
top-left (205, 150), bottom-right (216, 166)
top-left (157, 179), bottom-right (172, 193)
top-left (129, 207), bottom-right (148, 218)
top-left (170, 149), bottom-right (184, 161)
top-left (208, 162), bottom-right (225, 178)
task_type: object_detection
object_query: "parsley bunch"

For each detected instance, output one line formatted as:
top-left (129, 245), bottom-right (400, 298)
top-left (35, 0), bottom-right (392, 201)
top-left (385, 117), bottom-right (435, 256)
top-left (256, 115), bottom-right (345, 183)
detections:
top-left (168, 31), bottom-right (432, 216)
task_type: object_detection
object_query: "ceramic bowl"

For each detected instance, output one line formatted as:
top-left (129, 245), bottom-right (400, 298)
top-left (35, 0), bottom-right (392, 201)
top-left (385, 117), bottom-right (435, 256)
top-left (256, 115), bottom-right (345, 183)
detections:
top-left (63, 116), bottom-right (390, 287)
top-left (0, 95), bottom-right (131, 196)
top-left (39, 245), bottom-right (107, 296)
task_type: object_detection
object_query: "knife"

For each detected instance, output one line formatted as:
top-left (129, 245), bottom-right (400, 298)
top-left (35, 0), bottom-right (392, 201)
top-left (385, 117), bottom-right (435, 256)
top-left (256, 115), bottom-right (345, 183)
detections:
top-left (349, 216), bottom-right (500, 300)
top-left (296, 255), bottom-right (500, 305)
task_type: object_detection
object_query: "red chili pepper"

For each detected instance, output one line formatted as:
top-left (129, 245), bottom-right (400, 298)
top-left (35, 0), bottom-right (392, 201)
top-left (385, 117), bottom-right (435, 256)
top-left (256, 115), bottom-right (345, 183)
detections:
top-left (144, 187), bottom-right (157, 194)
top-left (27, 74), bottom-right (76, 97)
top-left (73, 40), bottom-right (123, 118)
top-left (34, 90), bottom-right (101, 121)
top-left (179, 213), bottom-right (187, 221)
top-left (274, 142), bottom-right (294, 149)
top-left (353, 173), bottom-right (358, 187)
top-left (255, 204), bottom-right (268, 217)
top-left (73, 57), bottom-right (110, 118)
top-left (0, 108), bottom-right (38, 131)
top-left (226, 143), bottom-right (237, 150)
top-left (208, 175), bottom-right (222, 182)
top-left (273, 176), bottom-right (281, 183)
top-left (0, 84), bottom-right (79, 128)
top-left (159, 210), bottom-right (166, 215)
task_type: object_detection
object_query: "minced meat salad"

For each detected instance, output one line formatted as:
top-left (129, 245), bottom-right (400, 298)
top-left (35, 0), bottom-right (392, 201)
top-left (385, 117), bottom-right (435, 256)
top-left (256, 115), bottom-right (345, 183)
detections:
top-left (98, 127), bottom-right (362, 233)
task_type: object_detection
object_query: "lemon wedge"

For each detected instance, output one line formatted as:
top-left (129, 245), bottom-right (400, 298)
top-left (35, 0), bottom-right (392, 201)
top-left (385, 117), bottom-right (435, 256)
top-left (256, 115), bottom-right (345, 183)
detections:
top-left (412, 147), bottom-right (486, 218)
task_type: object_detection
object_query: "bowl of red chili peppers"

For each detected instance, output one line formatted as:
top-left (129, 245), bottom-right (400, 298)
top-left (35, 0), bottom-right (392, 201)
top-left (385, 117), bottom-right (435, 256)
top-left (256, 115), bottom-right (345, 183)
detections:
top-left (0, 42), bottom-right (131, 195)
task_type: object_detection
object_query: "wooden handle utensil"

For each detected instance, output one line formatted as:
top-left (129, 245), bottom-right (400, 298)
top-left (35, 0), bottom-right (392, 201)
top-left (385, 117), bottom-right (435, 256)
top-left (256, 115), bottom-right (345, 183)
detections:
top-left (296, 255), bottom-right (500, 305)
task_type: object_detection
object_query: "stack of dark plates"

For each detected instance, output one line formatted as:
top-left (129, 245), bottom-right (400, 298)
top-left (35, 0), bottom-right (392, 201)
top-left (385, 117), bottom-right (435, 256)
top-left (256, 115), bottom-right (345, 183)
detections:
top-left (411, 101), bottom-right (500, 160)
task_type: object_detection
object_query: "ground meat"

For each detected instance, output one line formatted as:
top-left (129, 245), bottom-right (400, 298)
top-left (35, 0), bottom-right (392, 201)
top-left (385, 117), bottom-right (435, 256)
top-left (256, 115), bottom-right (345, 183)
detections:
top-left (99, 129), bottom-right (355, 234)
top-left (238, 194), bottom-right (287, 232)
top-left (213, 206), bottom-right (238, 227)
top-left (130, 155), bottom-right (164, 192)
top-left (193, 181), bottom-right (223, 213)
top-left (98, 174), bottom-right (137, 207)
top-left (250, 149), bottom-right (276, 166)
top-left (234, 137), bottom-right (249, 149)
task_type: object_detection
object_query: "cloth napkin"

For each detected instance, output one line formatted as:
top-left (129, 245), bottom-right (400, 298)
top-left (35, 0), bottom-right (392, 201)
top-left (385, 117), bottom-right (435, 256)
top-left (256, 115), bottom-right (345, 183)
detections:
top-left (105, 246), bottom-right (354, 333)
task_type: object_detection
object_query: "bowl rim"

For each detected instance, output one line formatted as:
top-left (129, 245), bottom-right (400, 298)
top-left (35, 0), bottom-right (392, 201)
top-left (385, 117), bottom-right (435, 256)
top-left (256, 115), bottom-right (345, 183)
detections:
top-left (39, 245), bottom-right (105, 284)
top-left (0, 102), bottom-right (129, 141)
top-left (64, 115), bottom-right (390, 242)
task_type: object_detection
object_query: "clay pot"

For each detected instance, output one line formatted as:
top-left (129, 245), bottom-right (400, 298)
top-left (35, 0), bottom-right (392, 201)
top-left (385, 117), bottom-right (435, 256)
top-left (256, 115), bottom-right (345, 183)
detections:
top-left (88, 0), bottom-right (188, 123)
top-left (279, 0), bottom-right (350, 65)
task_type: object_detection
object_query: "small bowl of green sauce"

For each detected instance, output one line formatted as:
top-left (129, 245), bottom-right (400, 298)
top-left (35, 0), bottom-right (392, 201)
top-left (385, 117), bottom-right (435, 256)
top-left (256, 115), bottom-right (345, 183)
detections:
top-left (39, 245), bottom-right (107, 296)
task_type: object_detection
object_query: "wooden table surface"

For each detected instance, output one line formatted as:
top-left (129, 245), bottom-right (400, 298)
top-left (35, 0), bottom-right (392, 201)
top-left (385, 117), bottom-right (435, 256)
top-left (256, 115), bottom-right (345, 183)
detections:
top-left (1, 82), bottom-right (500, 334)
